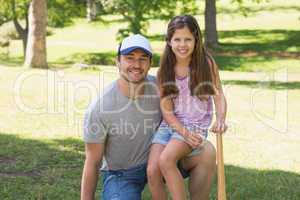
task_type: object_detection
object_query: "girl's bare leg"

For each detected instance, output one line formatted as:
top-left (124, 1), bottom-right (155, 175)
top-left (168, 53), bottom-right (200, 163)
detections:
top-left (147, 144), bottom-right (168, 200)
top-left (159, 139), bottom-right (192, 200)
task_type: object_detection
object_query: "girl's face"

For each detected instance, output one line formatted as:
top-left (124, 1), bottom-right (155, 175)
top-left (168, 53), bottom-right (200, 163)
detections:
top-left (169, 26), bottom-right (195, 62)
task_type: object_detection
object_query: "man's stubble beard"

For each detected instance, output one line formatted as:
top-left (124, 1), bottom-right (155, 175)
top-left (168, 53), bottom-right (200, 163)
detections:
top-left (119, 71), bottom-right (146, 85)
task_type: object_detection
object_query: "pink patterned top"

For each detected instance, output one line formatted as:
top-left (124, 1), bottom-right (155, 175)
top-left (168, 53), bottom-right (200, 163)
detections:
top-left (160, 75), bottom-right (213, 132)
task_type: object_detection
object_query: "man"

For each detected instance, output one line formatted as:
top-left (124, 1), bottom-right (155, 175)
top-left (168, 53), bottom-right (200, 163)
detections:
top-left (81, 34), bottom-right (217, 200)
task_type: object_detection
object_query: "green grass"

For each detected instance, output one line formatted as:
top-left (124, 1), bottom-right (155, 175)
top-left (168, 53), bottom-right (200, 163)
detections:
top-left (0, 134), bottom-right (84, 199)
top-left (0, 65), bottom-right (300, 199)
top-left (218, 30), bottom-right (300, 53)
top-left (2, 130), bottom-right (299, 200)
top-left (1, 0), bottom-right (300, 199)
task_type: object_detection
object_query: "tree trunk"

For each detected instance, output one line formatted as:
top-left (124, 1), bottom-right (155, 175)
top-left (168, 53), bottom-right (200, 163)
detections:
top-left (205, 0), bottom-right (218, 49)
top-left (11, 0), bottom-right (29, 57)
top-left (86, 0), bottom-right (97, 22)
top-left (13, 18), bottom-right (28, 57)
top-left (24, 0), bottom-right (48, 69)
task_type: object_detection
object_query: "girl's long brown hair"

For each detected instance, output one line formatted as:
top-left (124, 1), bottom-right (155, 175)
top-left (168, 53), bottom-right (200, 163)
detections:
top-left (158, 15), bottom-right (217, 99)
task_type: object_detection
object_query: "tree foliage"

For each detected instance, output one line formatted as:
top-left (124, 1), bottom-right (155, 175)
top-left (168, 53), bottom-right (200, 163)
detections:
top-left (0, 0), bottom-right (86, 58)
top-left (47, 0), bottom-right (86, 27)
top-left (203, 0), bottom-right (271, 49)
top-left (100, 0), bottom-right (198, 40)
top-left (0, 0), bottom-right (30, 26)
top-left (0, 0), bottom-right (86, 27)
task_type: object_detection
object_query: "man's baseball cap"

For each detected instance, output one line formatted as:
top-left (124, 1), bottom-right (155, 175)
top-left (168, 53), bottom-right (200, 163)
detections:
top-left (119, 34), bottom-right (152, 57)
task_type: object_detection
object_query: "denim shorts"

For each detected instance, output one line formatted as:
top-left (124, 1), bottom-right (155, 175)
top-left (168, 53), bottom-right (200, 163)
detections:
top-left (152, 126), bottom-right (208, 157)
top-left (101, 163), bottom-right (190, 200)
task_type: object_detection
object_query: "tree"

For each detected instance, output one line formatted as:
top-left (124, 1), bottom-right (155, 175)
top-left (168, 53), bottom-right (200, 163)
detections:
top-left (1, 0), bottom-right (31, 57)
top-left (204, 0), bottom-right (268, 49)
top-left (0, 0), bottom-right (85, 57)
top-left (101, 0), bottom-right (164, 39)
top-left (101, 0), bottom-right (197, 40)
top-left (24, 0), bottom-right (47, 68)
top-left (86, 0), bottom-right (97, 22)
top-left (47, 0), bottom-right (86, 27)
top-left (205, 0), bottom-right (218, 49)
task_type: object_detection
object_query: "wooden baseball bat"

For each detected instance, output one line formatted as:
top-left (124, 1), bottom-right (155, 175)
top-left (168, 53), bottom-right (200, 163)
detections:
top-left (216, 133), bottom-right (226, 200)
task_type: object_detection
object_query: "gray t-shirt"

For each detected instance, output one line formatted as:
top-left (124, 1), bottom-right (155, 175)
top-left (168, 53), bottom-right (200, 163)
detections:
top-left (83, 76), bottom-right (161, 170)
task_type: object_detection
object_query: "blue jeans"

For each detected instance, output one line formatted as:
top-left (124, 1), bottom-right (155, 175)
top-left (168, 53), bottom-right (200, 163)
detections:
top-left (101, 163), bottom-right (190, 200)
top-left (101, 163), bottom-right (147, 200)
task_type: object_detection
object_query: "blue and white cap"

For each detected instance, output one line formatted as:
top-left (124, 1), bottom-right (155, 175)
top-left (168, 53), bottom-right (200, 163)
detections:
top-left (119, 34), bottom-right (152, 57)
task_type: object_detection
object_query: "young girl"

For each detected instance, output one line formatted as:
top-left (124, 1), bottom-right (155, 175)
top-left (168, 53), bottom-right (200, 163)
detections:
top-left (147, 15), bottom-right (227, 200)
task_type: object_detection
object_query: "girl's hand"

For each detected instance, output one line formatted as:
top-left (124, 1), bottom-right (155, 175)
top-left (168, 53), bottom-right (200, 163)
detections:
top-left (184, 131), bottom-right (203, 149)
top-left (210, 120), bottom-right (227, 134)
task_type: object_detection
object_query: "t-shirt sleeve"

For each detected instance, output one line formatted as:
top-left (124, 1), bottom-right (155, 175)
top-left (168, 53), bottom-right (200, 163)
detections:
top-left (83, 100), bottom-right (107, 143)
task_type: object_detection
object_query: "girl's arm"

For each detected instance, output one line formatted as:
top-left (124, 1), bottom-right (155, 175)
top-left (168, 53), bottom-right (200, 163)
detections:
top-left (212, 87), bottom-right (227, 133)
top-left (209, 56), bottom-right (228, 134)
top-left (160, 95), bottom-right (203, 148)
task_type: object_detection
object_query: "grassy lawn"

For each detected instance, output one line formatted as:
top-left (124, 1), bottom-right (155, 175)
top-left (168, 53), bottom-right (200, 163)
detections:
top-left (0, 0), bottom-right (300, 199)
top-left (0, 65), bottom-right (300, 199)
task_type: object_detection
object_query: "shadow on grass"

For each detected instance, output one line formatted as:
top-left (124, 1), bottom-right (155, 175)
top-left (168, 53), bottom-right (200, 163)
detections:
top-left (147, 33), bottom-right (166, 41)
top-left (55, 51), bottom-right (161, 68)
top-left (218, 30), bottom-right (300, 54)
top-left (218, 5), bottom-right (300, 15)
top-left (147, 5), bottom-right (300, 20)
top-left (53, 30), bottom-right (300, 71)
top-left (56, 51), bottom-right (117, 66)
top-left (214, 54), bottom-right (278, 71)
top-left (149, 30), bottom-right (300, 55)
top-left (223, 80), bottom-right (300, 90)
top-left (1, 29), bottom-right (298, 72)
top-left (1, 133), bottom-right (300, 200)
top-left (92, 15), bottom-right (126, 25)
top-left (0, 54), bottom-right (23, 67)
top-left (1, 51), bottom-right (296, 72)
top-left (0, 133), bottom-right (86, 200)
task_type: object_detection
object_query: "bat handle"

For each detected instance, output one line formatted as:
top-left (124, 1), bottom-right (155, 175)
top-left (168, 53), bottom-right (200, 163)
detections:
top-left (217, 133), bottom-right (227, 200)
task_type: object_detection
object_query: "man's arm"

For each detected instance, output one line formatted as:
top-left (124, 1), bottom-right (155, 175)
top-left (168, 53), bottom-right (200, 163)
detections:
top-left (81, 143), bottom-right (105, 200)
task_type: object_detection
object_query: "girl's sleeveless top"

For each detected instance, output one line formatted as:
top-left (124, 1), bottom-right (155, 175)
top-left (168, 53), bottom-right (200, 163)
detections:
top-left (160, 75), bottom-right (213, 132)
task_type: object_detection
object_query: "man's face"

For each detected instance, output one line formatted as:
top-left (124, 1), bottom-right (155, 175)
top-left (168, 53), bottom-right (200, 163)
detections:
top-left (117, 49), bottom-right (151, 84)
